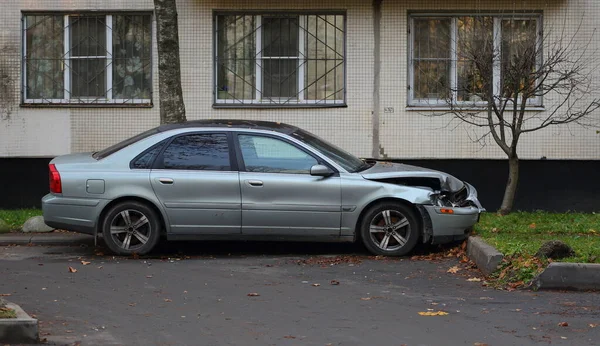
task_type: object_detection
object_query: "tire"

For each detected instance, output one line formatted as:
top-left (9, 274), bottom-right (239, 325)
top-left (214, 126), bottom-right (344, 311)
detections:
top-left (101, 201), bottom-right (161, 256)
top-left (359, 202), bottom-right (420, 256)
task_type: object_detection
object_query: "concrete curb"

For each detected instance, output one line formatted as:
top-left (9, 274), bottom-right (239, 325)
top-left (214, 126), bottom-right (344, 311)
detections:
top-left (0, 233), bottom-right (94, 246)
top-left (532, 262), bottom-right (600, 291)
top-left (0, 302), bottom-right (39, 344)
top-left (467, 236), bottom-right (504, 276)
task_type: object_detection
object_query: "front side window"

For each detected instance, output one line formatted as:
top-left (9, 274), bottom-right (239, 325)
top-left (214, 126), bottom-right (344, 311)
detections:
top-left (23, 13), bottom-right (152, 105)
top-left (238, 135), bottom-right (318, 174)
top-left (215, 12), bottom-right (346, 106)
top-left (409, 14), bottom-right (541, 106)
top-left (161, 134), bottom-right (231, 171)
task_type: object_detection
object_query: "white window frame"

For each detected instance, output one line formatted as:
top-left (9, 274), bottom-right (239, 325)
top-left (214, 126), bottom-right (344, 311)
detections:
top-left (214, 13), bottom-right (345, 106)
top-left (408, 13), bottom-right (542, 108)
top-left (22, 13), bottom-right (152, 105)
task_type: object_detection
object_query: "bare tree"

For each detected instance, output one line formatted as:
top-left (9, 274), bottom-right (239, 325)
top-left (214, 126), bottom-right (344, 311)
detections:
top-left (423, 15), bottom-right (600, 214)
top-left (154, 0), bottom-right (186, 124)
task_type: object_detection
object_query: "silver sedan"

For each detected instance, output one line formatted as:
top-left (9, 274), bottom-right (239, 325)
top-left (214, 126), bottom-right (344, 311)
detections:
top-left (42, 120), bottom-right (484, 256)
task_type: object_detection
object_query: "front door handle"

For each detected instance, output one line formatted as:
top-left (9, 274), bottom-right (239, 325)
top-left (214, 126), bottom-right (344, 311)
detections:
top-left (247, 180), bottom-right (263, 187)
top-left (158, 178), bottom-right (174, 185)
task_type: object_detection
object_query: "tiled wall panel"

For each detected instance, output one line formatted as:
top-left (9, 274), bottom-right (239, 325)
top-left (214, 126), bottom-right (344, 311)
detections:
top-left (0, 0), bottom-right (598, 160)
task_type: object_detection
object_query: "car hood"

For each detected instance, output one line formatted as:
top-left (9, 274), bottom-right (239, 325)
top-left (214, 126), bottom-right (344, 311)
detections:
top-left (360, 161), bottom-right (465, 192)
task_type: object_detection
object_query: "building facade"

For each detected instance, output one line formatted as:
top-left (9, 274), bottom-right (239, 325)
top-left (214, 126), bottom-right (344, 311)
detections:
top-left (0, 0), bottom-right (599, 210)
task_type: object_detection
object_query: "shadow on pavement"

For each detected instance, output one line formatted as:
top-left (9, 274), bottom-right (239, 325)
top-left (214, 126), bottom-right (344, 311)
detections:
top-left (91, 238), bottom-right (462, 260)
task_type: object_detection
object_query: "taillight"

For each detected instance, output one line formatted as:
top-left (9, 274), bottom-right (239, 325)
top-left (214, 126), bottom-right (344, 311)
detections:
top-left (49, 164), bottom-right (62, 194)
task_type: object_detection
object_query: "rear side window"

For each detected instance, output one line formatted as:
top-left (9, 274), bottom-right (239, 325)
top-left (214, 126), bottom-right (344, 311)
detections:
top-left (160, 133), bottom-right (231, 171)
top-left (130, 140), bottom-right (167, 169)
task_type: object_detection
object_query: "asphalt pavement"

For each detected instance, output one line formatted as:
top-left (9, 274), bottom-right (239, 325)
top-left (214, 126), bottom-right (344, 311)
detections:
top-left (1, 241), bottom-right (598, 346)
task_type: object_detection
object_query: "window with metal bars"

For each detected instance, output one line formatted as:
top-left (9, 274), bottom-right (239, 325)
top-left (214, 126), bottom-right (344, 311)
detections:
top-left (408, 13), bottom-right (542, 107)
top-left (22, 13), bottom-right (152, 105)
top-left (214, 12), bottom-right (346, 107)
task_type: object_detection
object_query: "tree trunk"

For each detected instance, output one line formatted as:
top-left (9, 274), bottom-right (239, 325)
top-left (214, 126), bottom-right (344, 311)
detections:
top-left (154, 0), bottom-right (186, 124)
top-left (499, 155), bottom-right (519, 215)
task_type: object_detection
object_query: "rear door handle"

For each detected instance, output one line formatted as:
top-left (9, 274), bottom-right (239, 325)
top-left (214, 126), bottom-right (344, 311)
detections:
top-left (158, 178), bottom-right (174, 185)
top-left (247, 180), bottom-right (263, 187)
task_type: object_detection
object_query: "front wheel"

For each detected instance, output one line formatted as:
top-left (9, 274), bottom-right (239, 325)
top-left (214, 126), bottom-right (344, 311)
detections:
top-left (101, 201), bottom-right (161, 255)
top-left (360, 202), bottom-right (420, 256)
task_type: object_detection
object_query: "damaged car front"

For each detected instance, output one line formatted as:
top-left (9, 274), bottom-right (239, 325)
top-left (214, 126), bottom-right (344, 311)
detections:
top-left (290, 127), bottom-right (484, 256)
top-left (359, 162), bottom-right (485, 245)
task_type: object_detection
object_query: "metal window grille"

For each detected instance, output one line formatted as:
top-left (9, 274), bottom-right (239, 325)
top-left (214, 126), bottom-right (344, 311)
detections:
top-left (215, 13), bottom-right (346, 107)
top-left (22, 13), bottom-right (152, 105)
top-left (408, 14), bottom-right (542, 107)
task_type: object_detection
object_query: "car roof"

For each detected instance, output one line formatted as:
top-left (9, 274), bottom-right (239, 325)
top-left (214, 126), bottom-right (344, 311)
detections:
top-left (157, 119), bottom-right (298, 135)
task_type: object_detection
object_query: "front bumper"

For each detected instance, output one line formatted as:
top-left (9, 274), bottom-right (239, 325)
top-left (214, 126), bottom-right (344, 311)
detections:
top-left (422, 183), bottom-right (484, 244)
top-left (42, 194), bottom-right (107, 235)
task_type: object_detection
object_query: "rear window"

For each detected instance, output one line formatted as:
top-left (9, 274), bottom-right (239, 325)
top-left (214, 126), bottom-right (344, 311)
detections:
top-left (93, 128), bottom-right (160, 160)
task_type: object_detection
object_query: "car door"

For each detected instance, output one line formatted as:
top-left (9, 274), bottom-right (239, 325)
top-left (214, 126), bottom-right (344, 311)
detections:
top-left (150, 132), bottom-right (241, 234)
top-left (236, 133), bottom-right (341, 236)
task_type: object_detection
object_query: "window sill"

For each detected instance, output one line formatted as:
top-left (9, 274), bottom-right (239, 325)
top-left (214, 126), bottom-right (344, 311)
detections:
top-left (405, 106), bottom-right (545, 112)
top-left (212, 103), bottom-right (348, 109)
top-left (21, 102), bottom-right (153, 108)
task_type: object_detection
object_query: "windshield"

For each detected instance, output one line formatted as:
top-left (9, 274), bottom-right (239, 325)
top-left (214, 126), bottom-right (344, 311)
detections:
top-left (291, 129), bottom-right (368, 172)
top-left (92, 128), bottom-right (160, 159)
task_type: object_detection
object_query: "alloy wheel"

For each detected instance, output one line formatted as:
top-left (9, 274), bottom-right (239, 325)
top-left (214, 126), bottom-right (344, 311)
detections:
top-left (109, 209), bottom-right (152, 251)
top-left (368, 209), bottom-right (411, 251)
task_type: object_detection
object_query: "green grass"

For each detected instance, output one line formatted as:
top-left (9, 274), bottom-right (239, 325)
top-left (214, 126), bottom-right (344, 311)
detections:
top-left (474, 211), bottom-right (600, 287)
top-left (0, 209), bottom-right (43, 231)
top-left (474, 211), bottom-right (600, 263)
top-left (0, 307), bottom-right (17, 319)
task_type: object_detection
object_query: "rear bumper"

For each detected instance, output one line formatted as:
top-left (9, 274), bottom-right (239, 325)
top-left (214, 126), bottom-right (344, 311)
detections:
top-left (42, 194), bottom-right (107, 235)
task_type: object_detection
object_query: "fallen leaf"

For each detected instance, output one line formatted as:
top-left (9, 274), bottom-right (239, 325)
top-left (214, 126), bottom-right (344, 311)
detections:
top-left (467, 277), bottom-right (482, 282)
top-left (146, 275), bottom-right (153, 278)
top-left (283, 335), bottom-right (296, 339)
top-left (81, 261), bottom-right (91, 265)
top-left (312, 283), bottom-right (321, 287)
top-left (95, 251), bottom-right (104, 256)
top-left (0, 293), bottom-right (11, 296)
top-left (361, 297), bottom-right (372, 301)
top-left (589, 323), bottom-right (598, 328)
top-left (68, 266), bottom-right (77, 273)
top-left (558, 322), bottom-right (569, 327)
top-left (491, 227), bottom-right (500, 233)
top-left (330, 280), bottom-right (340, 285)
top-left (128, 303), bottom-right (136, 307)
top-left (418, 311), bottom-right (449, 316)
top-left (447, 266), bottom-right (461, 274)
top-left (529, 223), bottom-right (536, 229)
top-left (247, 293), bottom-right (260, 297)
top-left (132, 253), bottom-right (140, 259)
top-left (473, 343), bottom-right (488, 346)
top-left (97, 266), bottom-right (103, 269)
top-left (164, 298), bottom-right (172, 302)
top-left (560, 336), bottom-right (567, 340)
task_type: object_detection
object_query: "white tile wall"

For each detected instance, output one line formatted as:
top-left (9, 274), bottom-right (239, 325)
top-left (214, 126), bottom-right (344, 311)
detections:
top-left (0, 0), bottom-right (598, 160)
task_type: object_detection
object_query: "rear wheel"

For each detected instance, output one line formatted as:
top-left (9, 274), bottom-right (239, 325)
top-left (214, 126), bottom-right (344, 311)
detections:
top-left (101, 201), bottom-right (161, 255)
top-left (360, 202), bottom-right (419, 256)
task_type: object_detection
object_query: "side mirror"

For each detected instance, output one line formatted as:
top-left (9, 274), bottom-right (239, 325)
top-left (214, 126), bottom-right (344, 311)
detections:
top-left (310, 164), bottom-right (334, 177)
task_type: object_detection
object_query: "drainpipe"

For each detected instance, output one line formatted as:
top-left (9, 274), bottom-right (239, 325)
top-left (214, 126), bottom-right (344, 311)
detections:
top-left (371, 0), bottom-right (382, 159)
